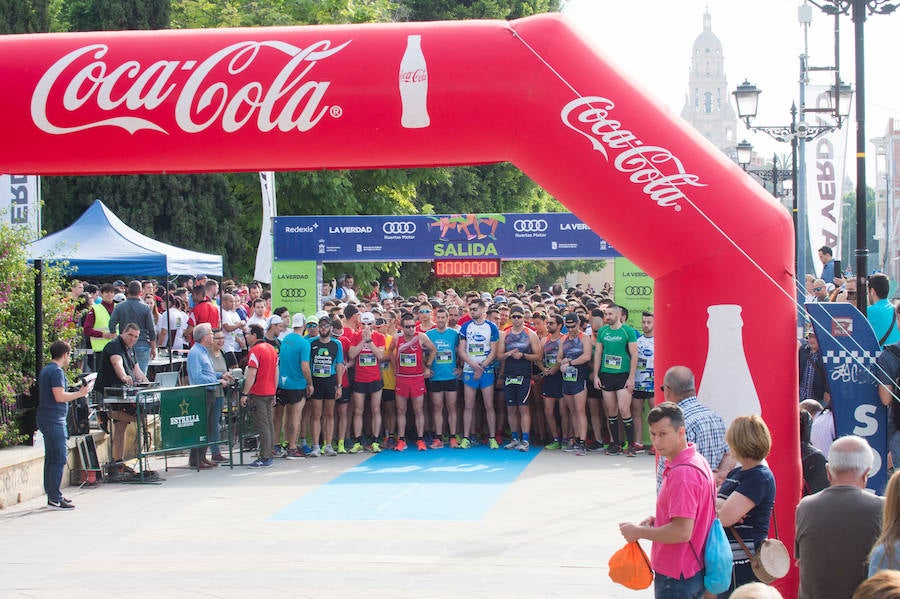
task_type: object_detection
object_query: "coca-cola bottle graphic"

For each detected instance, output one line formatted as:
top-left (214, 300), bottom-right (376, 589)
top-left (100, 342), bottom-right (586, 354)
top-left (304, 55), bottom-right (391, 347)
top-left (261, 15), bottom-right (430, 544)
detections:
top-left (399, 34), bottom-right (430, 128)
top-left (696, 304), bottom-right (761, 428)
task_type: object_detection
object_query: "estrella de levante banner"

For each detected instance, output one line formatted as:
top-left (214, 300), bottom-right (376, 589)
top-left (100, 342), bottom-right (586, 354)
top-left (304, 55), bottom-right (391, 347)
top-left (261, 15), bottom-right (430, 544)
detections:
top-left (274, 213), bottom-right (621, 262)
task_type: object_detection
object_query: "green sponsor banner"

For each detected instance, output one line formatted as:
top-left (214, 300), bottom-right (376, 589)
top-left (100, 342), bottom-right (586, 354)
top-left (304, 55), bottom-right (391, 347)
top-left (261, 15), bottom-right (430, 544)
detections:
top-left (272, 260), bottom-right (317, 319)
top-left (157, 385), bottom-right (209, 450)
top-left (613, 258), bottom-right (654, 330)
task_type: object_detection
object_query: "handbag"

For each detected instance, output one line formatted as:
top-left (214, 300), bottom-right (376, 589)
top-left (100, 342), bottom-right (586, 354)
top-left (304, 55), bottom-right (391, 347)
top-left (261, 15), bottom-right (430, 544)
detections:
top-left (608, 541), bottom-right (653, 590)
top-left (730, 512), bottom-right (790, 584)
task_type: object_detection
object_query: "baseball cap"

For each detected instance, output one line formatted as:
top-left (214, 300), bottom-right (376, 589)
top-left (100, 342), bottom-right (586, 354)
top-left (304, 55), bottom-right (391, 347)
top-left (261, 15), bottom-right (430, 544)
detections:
top-left (314, 310), bottom-right (329, 321)
top-left (113, 280), bottom-right (125, 288)
top-left (493, 295), bottom-right (508, 304)
top-left (319, 315), bottom-right (333, 325)
top-left (480, 292), bottom-right (492, 301)
top-left (510, 305), bottom-right (525, 315)
top-left (564, 313), bottom-right (579, 325)
top-left (113, 293), bottom-right (126, 303)
top-left (291, 313), bottom-right (305, 329)
top-left (267, 315), bottom-right (283, 328)
top-left (360, 312), bottom-right (376, 325)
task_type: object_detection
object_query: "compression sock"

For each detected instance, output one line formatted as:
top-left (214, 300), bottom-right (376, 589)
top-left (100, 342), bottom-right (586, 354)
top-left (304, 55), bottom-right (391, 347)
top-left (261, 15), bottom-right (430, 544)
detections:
top-left (623, 418), bottom-right (635, 447)
top-left (607, 416), bottom-right (620, 445)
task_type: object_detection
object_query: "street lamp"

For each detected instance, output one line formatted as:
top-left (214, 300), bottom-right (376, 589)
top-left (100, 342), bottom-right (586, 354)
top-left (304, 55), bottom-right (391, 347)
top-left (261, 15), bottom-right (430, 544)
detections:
top-left (807, 0), bottom-right (898, 314)
top-left (733, 83), bottom-right (852, 307)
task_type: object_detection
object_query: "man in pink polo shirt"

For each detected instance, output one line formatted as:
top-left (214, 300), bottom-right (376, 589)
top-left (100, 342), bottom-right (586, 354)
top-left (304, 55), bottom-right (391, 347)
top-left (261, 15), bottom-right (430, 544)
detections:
top-left (619, 401), bottom-right (715, 598)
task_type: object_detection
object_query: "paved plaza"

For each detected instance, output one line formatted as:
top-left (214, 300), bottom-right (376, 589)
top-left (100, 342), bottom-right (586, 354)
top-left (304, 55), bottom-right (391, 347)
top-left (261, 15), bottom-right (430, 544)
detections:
top-left (1, 446), bottom-right (656, 598)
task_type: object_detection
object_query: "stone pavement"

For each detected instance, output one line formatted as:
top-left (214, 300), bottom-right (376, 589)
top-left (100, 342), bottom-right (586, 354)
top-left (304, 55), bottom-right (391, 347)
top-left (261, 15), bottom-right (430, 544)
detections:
top-left (0, 446), bottom-right (657, 598)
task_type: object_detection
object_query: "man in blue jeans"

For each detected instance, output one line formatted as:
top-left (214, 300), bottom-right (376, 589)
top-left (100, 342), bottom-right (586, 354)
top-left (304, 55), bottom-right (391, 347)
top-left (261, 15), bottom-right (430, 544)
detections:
top-left (109, 280), bottom-right (156, 374)
top-left (38, 340), bottom-right (92, 510)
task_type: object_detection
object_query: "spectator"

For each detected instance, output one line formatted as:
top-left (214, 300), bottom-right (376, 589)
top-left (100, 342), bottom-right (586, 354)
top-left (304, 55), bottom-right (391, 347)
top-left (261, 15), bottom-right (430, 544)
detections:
top-left (799, 407), bottom-right (829, 496)
top-left (868, 469), bottom-right (900, 574)
top-left (809, 279), bottom-right (830, 303)
top-left (875, 338), bottom-right (900, 475)
top-left (795, 435), bottom-right (884, 599)
top-left (868, 273), bottom-right (900, 348)
top-left (716, 414), bottom-right (777, 596)
top-left (818, 246), bottom-right (836, 283)
top-left (108, 280), bottom-right (157, 374)
top-left (619, 402), bottom-right (716, 599)
top-left (853, 570), bottom-right (900, 599)
top-left (799, 330), bottom-right (829, 405)
top-left (730, 583), bottom-right (783, 599)
top-left (240, 324), bottom-right (278, 468)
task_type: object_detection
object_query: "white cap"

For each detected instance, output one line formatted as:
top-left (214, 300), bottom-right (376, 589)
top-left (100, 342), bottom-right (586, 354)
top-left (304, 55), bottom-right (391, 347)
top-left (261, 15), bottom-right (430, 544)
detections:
top-left (360, 312), bottom-right (376, 325)
top-left (291, 313), bottom-right (305, 329)
top-left (314, 310), bottom-right (329, 321)
top-left (267, 315), bottom-right (283, 328)
top-left (113, 293), bottom-right (126, 303)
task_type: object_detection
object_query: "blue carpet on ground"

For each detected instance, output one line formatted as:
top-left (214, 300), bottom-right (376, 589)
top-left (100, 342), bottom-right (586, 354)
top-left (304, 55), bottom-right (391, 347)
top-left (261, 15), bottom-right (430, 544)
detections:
top-left (269, 446), bottom-right (539, 521)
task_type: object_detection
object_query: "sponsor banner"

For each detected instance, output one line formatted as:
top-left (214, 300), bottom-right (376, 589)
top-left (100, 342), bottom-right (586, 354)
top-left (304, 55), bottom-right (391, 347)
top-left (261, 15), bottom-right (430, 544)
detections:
top-left (613, 258), bottom-right (653, 330)
top-left (805, 83), bottom-right (849, 262)
top-left (271, 260), bottom-right (317, 319)
top-left (274, 213), bottom-right (620, 262)
top-left (157, 385), bottom-right (209, 451)
top-left (807, 302), bottom-right (889, 494)
top-left (0, 174), bottom-right (40, 240)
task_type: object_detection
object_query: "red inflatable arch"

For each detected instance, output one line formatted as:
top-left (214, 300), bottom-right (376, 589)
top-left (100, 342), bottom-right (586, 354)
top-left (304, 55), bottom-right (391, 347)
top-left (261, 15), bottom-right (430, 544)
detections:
top-left (0, 14), bottom-right (799, 595)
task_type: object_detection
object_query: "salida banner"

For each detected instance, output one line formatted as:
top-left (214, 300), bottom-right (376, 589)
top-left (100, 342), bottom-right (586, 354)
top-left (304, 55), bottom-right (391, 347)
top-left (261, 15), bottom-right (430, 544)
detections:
top-left (274, 213), bottom-right (620, 262)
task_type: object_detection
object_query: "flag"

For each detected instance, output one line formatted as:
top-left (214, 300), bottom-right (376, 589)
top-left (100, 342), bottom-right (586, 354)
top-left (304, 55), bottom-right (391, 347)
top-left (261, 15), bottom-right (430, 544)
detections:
top-left (254, 171), bottom-right (277, 284)
top-left (1, 174), bottom-right (40, 241)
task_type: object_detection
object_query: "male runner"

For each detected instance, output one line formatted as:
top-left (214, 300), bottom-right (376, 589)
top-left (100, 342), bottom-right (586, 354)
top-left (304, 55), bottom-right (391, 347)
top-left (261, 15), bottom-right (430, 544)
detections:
top-left (499, 306), bottom-right (542, 451)
top-left (309, 316), bottom-right (344, 456)
top-left (348, 312), bottom-right (386, 453)
top-left (427, 307), bottom-right (461, 448)
top-left (393, 313), bottom-right (437, 450)
top-left (458, 298), bottom-right (500, 449)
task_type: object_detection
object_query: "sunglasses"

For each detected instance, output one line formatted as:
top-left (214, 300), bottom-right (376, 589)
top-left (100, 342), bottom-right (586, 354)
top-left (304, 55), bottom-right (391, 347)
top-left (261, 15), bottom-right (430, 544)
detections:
top-left (375, 319), bottom-right (386, 326)
top-left (419, 309), bottom-right (431, 314)
top-left (511, 314), bottom-right (524, 319)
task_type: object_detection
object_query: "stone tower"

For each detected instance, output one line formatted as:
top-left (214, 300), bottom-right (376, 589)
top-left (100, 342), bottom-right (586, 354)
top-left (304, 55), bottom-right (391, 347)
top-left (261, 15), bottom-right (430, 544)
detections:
top-left (681, 9), bottom-right (738, 159)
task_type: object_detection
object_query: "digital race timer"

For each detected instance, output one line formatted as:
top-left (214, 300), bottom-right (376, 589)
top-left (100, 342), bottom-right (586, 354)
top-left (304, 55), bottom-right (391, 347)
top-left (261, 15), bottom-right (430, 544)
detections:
top-left (433, 258), bottom-right (502, 278)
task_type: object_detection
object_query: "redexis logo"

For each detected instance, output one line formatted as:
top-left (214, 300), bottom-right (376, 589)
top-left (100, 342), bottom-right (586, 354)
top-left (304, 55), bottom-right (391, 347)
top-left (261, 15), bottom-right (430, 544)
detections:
top-left (625, 286), bottom-right (653, 296)
top-left (513, 219), bottom-right (548, 233)
top-left (383, 221), bottom-right (416, 235)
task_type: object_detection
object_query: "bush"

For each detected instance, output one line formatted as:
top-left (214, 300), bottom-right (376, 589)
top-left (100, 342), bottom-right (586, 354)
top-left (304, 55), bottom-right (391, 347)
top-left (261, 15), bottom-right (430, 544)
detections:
top-left (0, 223), bottom-right (78, 447)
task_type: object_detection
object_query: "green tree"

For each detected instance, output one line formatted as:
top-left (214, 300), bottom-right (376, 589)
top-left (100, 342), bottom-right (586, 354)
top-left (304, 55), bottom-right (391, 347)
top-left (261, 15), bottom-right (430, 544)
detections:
top-left (60, 0), bottom-right (169, 30)
top-left (0, 0), bottom-right (50, 33)
top-left (0, 224), bottom-right (79, 447)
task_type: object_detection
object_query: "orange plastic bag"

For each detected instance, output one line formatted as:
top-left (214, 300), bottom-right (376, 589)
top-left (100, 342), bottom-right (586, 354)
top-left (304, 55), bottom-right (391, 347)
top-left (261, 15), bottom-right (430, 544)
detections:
top-left (608, 541), bottom-right (654, 590)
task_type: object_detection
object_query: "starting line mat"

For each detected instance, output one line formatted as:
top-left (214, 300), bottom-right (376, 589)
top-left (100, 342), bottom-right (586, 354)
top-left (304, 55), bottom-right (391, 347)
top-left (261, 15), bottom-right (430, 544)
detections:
top-left (269, 446), bottom-right (540, 521)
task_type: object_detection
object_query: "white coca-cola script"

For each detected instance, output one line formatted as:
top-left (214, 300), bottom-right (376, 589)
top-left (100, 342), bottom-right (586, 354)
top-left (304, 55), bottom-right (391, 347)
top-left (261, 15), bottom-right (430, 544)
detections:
top-left (30, 39), bottom-right (351, 135)
top-left (561, 96), bottom-right (705, 211)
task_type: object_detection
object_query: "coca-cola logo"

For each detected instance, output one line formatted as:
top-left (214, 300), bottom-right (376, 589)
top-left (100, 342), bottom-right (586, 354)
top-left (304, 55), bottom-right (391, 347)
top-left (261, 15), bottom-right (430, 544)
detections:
top-left (399, 69), bottom-right (427, 83)
top-left (561, 96), bottom-right (705, 211)
top-left (31, 39), bottom-right (351, 135)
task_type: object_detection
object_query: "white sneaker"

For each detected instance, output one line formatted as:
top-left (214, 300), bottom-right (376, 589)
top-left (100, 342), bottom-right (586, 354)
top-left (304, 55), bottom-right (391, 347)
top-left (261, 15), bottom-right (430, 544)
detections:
top-left (518, 440), bottom-right (530, 452)
top-left (323, 444), bottom-right (337, 457)
top-left (272, 446), bottom-right (287, 458)
top-left (504, 439), bottom-right (521, 450)
top-left (308, 446), bottom-right (321, 458)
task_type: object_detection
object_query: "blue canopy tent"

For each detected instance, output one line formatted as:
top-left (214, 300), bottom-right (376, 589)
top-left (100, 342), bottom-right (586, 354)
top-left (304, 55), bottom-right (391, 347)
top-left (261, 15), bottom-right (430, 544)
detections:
top-left (27, 199), bottom-right (223, 276)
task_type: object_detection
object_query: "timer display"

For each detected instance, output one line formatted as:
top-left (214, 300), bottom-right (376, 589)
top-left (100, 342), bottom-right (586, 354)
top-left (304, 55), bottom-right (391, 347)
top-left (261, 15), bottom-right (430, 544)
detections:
top-left (433, 258), bottom-right (501, 278)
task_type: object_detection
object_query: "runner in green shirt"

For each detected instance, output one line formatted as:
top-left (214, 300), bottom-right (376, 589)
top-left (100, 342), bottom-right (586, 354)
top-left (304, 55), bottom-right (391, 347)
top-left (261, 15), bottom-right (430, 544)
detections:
top-left (592, 304), bottom-right (638, 456)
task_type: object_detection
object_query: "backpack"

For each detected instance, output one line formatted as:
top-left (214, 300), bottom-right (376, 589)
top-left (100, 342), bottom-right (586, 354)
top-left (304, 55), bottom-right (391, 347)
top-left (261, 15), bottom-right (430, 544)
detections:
top-left (669, 462), bottom-right (733, 594)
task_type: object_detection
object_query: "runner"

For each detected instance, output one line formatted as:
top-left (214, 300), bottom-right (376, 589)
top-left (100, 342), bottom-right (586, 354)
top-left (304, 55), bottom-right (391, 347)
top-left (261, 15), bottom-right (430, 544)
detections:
top-left (348, 312), bottom-right (387, 453)
top-left (558, 312), bottom-right (593, 456)
top-left (426, 306), bottom-right (462, 448)
top-left (592, 304), bottom-right (639, 456)
top-left (393, 313), bottom-right (437, 451)
top-left (308, 316), bottom-right (345, 457)
top-left (499, 305), bottom-right (542, 451)
top-left (540, 314), bottom-right (565, 449)
top-left (458, 298), bottom-right (501, 449)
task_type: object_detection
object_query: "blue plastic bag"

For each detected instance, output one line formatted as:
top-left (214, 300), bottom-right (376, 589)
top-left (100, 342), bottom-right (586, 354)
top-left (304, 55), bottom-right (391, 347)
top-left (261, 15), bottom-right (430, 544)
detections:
top-left (703, 517), bottom-right (733, 594)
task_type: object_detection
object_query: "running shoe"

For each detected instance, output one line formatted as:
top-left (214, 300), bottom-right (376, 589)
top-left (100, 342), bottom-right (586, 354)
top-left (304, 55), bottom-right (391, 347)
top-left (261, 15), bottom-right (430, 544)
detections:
top-left (504, 438), bottom-right (521, 450)
top-left (323, 444), bottom-right (337, 457)
top-left (285, 447), bottom-right (305, 460)
top-left (395, 439), bottom-right (408, 452)
top-left (626, 446), bottom-right (637, 458)
top-left (575, 441), bottom-right (587, 456)
top-left (459, 437), bottom-right (471, 449)
top-left (47, 498), bottom-right (75, 510)
top-left (489, 437), bottom-right (500, 450)
top-left (348, 441), bottom-right (364, 454)
top-left (518, 440), bottom-right (530, 452)
top-left (544, 439), bottom-right (561, 450)
top-left (249, 457), bottom-right (274, 468)
top-left (562, 439), bottom-right (576, 452)
top-left (272, 446), bottom-right (287, 458)
top-left (449, 436), bottom-right (460, 449)
top-left (430, 437), bottom-right (444, 449)
top-left (416, 439), bottom-right (427, 451)
top-left (370, 441), bottom-right (382, 453)
top-left (301, 443), bottom-right (312, 456)
top-left (337, 439), bottom-right (347, 454)
top-left (631, 443), bottom-right (645, 453)
top-left (586, 440), bottom-right (603, 452)
top-left (605, 444), bottom-right (621, 456)
top-left (386, 437), bottom-right (397, 450)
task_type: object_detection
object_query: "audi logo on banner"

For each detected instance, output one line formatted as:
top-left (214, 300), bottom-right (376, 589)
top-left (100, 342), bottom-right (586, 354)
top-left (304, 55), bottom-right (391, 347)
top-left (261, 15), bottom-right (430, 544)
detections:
top-left (625, 286), bottom-right (653, 297)
top-left (280, 288), bottom-right (307, 299)
top-left (383, 221), bottom-right (417, 235)
top-left (514, 219), bottom-right (548, 233)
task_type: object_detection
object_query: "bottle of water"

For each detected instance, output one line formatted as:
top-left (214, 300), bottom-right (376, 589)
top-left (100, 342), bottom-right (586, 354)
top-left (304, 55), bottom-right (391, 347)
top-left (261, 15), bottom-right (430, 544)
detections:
top-left (33, 429), bottom-right (44, 451)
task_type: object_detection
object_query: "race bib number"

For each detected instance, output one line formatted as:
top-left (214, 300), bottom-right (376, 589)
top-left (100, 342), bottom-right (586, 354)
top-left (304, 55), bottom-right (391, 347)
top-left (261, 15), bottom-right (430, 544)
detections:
top-left (505, 376), bottom-right (524, 386)
top-left (545, 354), bottom-right (557, 367)
top-left (436, 350), bottom-right (453, 364)
top-left (358, 353), bottom-right (377, 367)
top-left (563, 366), bottom-right (578, 382)
top-left (468, 342), bottom-right (486, 357)
top-left (604, 354), bottom-right (623, 370)
top-left (312, 363), bottom-right (331, 377)
top-left (400, 353), bottom-right (417, 368)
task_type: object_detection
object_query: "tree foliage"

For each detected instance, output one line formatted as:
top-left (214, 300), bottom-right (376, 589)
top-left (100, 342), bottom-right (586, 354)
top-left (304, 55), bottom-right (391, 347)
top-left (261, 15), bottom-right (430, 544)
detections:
top-left (0, 224), bottom-right (79, 447)
top-left (0, 0), bottom-right (50, 33)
